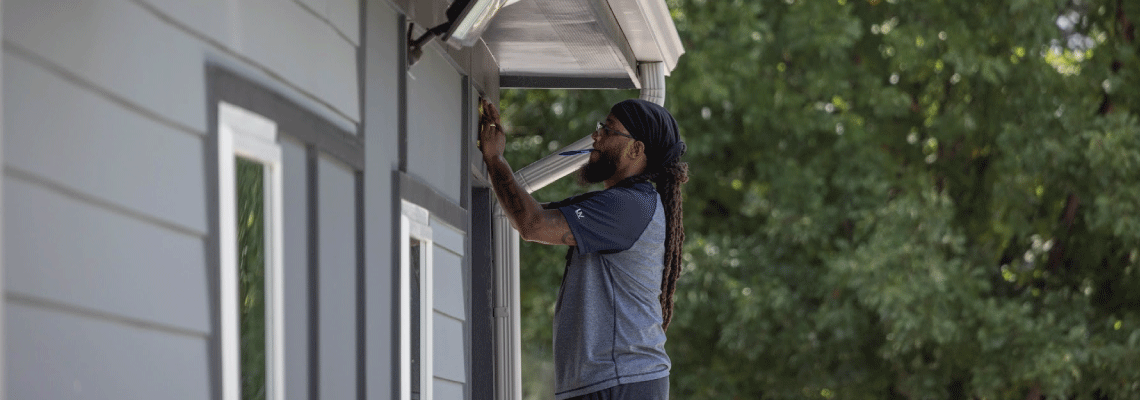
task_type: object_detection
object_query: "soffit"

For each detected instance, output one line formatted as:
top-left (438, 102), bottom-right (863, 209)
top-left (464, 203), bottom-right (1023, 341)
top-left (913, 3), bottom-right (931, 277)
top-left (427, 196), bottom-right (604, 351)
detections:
top-left (481, 0), bottom-right (683, 89)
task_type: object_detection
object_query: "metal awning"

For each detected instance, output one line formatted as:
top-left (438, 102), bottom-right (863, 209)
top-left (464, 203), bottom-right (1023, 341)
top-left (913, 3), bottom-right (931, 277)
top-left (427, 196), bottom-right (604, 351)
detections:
top-left (481, 0), bottom-right (683, 89)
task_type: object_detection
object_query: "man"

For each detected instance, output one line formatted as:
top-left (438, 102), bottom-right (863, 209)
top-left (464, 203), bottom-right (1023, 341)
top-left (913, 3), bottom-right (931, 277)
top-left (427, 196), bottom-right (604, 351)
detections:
top-left (478, 98), bottom-right (689, 400)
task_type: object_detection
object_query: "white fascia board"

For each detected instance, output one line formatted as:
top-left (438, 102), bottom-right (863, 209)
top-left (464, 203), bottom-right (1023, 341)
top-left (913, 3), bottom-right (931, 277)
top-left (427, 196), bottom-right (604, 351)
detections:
top-left (607, 0), bottom-right (685, 74)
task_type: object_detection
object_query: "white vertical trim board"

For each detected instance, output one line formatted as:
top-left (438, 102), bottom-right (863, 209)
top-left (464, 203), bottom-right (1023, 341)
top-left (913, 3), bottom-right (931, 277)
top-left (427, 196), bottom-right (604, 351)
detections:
top-left (216, 103), bottom-right (239, 400)
top-left (217, 101), bottom-right (286, 400)
top-left (492, 201), bottom-right (523, 400)
top-left (265, 129), bottom-right (286, 400)
top-left (399, 214), bottom-right (410, 400)
top-left (401, 200), bottom-right (434, 400)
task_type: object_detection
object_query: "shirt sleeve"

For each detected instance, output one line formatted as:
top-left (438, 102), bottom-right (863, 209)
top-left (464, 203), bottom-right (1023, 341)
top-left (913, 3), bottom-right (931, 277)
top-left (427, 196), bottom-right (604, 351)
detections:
top-left (557, 186), bottom-right (657, 255)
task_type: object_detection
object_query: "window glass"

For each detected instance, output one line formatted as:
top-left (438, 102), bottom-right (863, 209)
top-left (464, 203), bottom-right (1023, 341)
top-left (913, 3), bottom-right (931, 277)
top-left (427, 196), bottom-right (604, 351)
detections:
top-left (237, 157), bottom-right (267, 400)
top-left (410, 239), bottom-right (422, 400)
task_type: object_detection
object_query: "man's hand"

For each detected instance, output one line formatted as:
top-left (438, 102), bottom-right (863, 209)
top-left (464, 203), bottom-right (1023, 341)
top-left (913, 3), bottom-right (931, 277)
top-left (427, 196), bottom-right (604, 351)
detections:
top-left (479, 98), bottom-right (505, 161)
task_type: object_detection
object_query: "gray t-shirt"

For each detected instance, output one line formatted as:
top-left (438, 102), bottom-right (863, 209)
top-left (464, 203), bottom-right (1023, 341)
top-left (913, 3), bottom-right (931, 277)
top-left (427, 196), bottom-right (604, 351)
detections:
top-left (552, 181), bottom-right (671, 399)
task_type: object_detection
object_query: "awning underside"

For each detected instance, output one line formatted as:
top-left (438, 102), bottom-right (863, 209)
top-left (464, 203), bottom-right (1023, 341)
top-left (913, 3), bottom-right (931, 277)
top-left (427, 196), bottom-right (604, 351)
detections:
top-left (482, 0), bottom-right (680, 89)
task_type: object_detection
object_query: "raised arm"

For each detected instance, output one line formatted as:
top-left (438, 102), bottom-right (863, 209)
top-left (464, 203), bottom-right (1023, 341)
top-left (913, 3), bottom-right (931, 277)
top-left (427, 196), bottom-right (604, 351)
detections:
top-left (478, 98), bottom-right (577, 246)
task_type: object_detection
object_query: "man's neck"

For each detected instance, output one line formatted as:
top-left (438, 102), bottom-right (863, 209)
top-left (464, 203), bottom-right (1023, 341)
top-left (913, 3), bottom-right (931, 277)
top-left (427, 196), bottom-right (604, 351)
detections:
top-left (603, 167), bottom-right (644, 189)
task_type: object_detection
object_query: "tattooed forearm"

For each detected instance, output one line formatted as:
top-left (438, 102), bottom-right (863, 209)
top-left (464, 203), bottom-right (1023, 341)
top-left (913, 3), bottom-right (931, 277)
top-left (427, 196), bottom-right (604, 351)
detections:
top-left (485, 156), bottom-right (536, 231)
top-left (484, 155), bottom-right (576, 246)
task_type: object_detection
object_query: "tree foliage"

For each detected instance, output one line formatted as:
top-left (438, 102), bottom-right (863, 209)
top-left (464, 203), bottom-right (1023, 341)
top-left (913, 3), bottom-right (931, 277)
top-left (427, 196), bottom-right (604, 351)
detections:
top-left (237, 158), bottom-right (267, 400)
top-left (501, 0), bottom-right (1140, 398)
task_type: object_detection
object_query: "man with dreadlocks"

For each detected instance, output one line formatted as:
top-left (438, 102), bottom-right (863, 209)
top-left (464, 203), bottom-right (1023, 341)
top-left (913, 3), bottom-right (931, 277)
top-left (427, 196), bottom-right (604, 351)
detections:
top-left (478, 98), bottom-right (688, 400)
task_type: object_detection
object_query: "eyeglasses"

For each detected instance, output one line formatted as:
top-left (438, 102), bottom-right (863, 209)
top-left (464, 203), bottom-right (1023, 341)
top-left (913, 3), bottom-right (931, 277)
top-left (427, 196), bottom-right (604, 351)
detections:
top-left (596, 122), bottom-right (635, 139)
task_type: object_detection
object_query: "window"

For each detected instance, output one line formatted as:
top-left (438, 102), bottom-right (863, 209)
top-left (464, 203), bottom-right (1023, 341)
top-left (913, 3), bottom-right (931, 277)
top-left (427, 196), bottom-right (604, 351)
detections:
top-left (218, 102), bottom-right (285, 400)
top-left (398, 194), bottom-right (471, 400)
top-left (401, 200), bottom-right (433, 400)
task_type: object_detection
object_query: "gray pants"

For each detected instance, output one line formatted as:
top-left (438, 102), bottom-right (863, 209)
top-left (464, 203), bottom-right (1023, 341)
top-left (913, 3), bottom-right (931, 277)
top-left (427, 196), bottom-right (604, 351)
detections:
top-left (566, 377), bottom-right (670, 400)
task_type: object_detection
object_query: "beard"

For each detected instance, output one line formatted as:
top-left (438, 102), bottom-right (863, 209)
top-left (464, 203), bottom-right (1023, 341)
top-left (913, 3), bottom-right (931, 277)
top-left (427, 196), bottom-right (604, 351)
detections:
top-left (577, 150), bottom-right (618, 185)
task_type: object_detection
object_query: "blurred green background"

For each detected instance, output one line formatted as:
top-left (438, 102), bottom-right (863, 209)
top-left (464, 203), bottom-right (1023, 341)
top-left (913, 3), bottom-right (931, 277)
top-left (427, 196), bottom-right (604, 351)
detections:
top-left (498, 0), bottom-right (1139, 398)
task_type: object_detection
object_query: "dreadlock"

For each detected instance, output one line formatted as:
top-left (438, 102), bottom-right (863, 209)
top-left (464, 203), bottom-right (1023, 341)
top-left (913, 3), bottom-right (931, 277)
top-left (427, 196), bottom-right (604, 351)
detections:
top-left (654, 161), bottom-right (688, 331)
top-left (619, 160), bottom-right (689, 331)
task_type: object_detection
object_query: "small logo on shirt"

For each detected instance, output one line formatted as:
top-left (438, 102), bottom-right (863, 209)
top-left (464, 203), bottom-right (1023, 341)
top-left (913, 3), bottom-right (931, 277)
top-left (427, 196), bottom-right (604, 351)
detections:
top-left (575, 208), bottom-right (584, 219)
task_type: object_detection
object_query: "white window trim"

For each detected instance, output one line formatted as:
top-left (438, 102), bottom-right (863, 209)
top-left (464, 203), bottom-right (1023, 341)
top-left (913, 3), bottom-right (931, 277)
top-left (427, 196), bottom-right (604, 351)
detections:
top-left (218, 102), bottom-right (286, 400)
top-left (401, 200), bottom-right (434, 400)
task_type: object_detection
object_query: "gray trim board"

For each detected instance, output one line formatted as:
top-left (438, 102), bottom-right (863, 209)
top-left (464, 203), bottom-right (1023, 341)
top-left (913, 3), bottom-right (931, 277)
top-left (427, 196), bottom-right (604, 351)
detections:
top-left (499, 75), bottom-right (638, 89)
top-left (355, 171), bottom-right (367, 400)
top-left (208, 66), bottom-right (364, 169)
top-left (461, 77), bottom-right (472, 211)
top-left (398, 14), bottom-right (409, 173)
top-left (358, 0), bottom-right (369, 141)
top-left (460, 76), bottom-right (473, 400)
top-left (356, 2), bottom-right (368, 399)
top-left (307, 146), bottom-right (322, 400)
top-left (469, 188), bottom-right (495, 400)
top-left (389, 168), bottom-right (403, 400)
top-left (396, 171), bottom-right (468, 232)
top-left (203, 69), bottom-right (225, 400)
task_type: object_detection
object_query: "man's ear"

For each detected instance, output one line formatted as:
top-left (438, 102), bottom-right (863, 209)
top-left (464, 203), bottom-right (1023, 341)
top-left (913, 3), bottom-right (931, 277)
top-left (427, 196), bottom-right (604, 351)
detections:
top-left (627, 140), bottom-right (645, 160)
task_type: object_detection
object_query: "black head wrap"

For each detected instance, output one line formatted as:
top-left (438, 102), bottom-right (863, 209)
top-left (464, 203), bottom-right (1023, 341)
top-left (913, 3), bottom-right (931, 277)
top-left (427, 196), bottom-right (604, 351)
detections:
top-left (609, 99), bottom-right (686, 171)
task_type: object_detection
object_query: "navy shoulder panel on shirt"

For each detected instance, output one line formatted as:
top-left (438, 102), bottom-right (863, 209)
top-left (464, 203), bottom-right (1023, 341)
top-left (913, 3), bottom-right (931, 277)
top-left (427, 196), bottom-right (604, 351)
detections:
top-left (557, 181), bottom-right (658, 254)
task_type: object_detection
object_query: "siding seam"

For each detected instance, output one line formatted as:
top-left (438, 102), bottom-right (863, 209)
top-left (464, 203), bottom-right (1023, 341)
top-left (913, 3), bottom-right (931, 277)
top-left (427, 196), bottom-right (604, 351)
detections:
top-left (126, 0), bottom-right (360, 126)
top-left (292, 0), bottom-right (359, 46)
top-left (7, 292), bottom-right (210, 339)
top-left (434, 310), bottom-right (464, 323)
top-left (432, 376), bottom-right (466, 385)
top-left (1, 43), bottom-right (203, 139)
top-left (435, 244), bottom-right (463, 256)
top-left (4, 166), bottom-right (208, 238)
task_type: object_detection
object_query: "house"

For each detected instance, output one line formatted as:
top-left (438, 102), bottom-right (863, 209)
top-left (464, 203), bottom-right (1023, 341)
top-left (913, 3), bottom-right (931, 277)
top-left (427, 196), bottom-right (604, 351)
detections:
top-left (0, 0), bottom-right (682, 398)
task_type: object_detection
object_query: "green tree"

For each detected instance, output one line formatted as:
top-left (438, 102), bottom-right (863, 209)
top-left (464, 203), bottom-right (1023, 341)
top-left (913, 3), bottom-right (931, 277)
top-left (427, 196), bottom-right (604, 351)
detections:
top-left (237, 158), bottom-right (267, 400)
top-left (501, 0), bottom-right (1139, 398)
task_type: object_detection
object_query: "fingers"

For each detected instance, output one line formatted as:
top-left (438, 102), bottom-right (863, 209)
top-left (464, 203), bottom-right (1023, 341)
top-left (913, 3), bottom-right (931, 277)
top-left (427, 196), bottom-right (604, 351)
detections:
top-left (487, 102), bottom-right (500, 122)
top-left (477, 97), bottom-right (504, 157)
top-left (478, 98), bottom-right (503, 137)
top-left (478, 99), bottom-right (489, 130)
top-left (478, 99), bottom-right (490, 127)
top-left (480, 97), bottom-right (500, 124)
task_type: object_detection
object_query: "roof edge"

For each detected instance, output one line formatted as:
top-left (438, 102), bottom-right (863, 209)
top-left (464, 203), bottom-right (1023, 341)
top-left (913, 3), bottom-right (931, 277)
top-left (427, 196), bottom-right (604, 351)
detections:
top-left (608, 0), bottom-right (685, 74)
